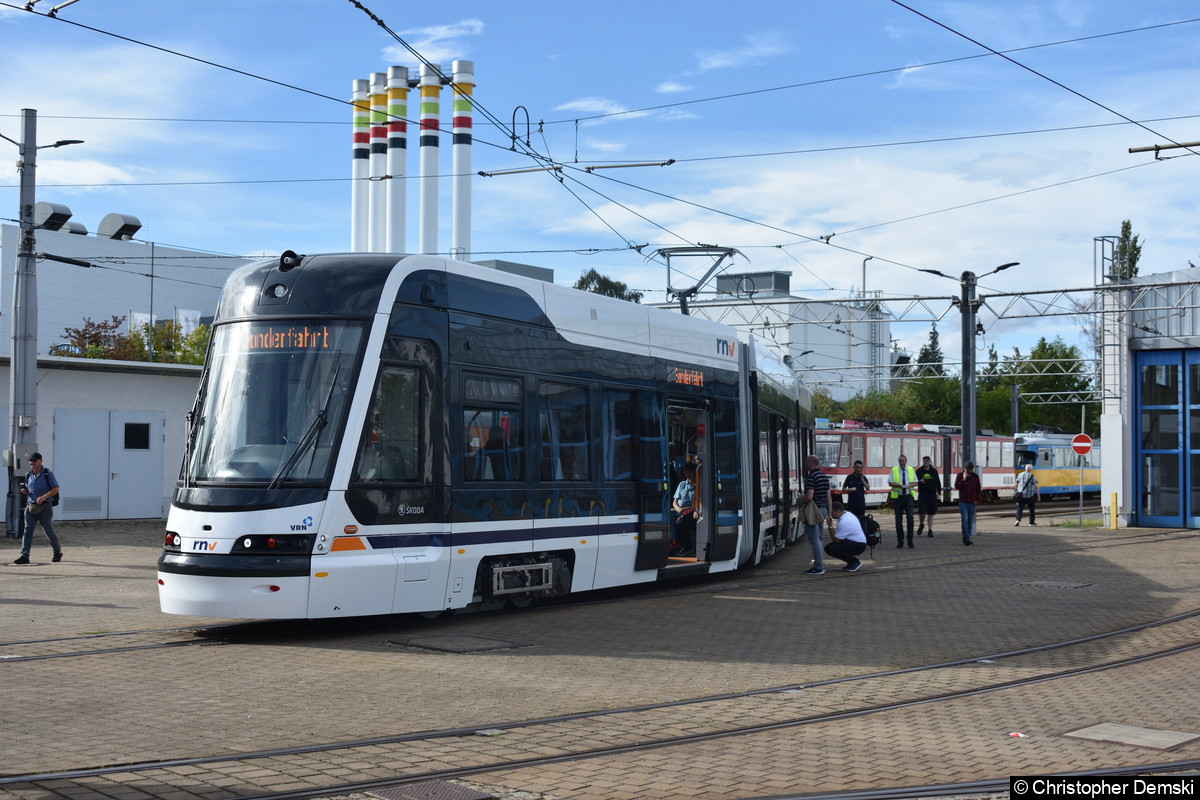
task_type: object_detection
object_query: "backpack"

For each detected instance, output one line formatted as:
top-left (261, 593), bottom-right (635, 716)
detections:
top-left (26, 467), bottom-right (60, 507)
top-left (862, 514), bottom-right (881, 554)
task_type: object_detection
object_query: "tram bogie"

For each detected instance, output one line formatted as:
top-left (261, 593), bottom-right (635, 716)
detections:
top-left (157, 253), bottom-right (812, 620)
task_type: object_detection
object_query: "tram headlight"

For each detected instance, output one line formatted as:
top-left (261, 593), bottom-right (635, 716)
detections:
top-left (243, 538), bottom-right (253, 549)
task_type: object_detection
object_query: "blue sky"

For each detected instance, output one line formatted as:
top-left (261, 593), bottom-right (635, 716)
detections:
top-left (1, 0), bottom-right (1198, 361)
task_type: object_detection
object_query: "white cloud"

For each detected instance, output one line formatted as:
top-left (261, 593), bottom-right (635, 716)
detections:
top-left (696, 33), bottom-right (789, 71)
top-left (385, 18), bottom-right (485, 65)
top-left (584, 139), bottom-right (626, 154)
top-left (553, 98), bottom-right (651, 125)
top-left (656, 81), bottom-right (693, 94)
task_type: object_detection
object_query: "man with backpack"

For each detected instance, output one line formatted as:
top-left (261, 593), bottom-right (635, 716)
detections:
top-left (1014, 463), bottom-right (1041, 526)
top-left (13, 452), bottom-right (62, 564)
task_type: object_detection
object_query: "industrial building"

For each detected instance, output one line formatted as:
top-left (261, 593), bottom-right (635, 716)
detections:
top-left (1100, 265), bottom-right (1200, 528)
top-left (676, 270), bottom-right (894, 402)
top-left (0, 213), bottom-right (246, 527)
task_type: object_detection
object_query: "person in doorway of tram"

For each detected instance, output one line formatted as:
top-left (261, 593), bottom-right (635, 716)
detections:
top-left (1014, 463), bottom-right (1041, 526)
top-left (671, 462), bottom-right (699, 557)
top-left (888, 454), bottom-right (918, 548)
top-left (824, 501), bottom-right (867, 572)
top-left (14, 452), bottom-right (62, 565)
top-left (954, 461), bottom-right (982, 545)
top-left (915, 455), bottom-right (941, 538)
top-left (841, 460), bottom-right (870, 521)
top-left (802, 454), bottom-right (830, 575)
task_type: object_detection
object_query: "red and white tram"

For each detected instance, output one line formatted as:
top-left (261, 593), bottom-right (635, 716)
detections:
top-left (815, 421), bottom-right (1016, 507)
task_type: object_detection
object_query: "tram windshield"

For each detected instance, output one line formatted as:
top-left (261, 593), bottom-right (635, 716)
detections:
top-left (185, 320), bottom-right (365, 485)
top-left (814, 434), bottom-right (841, 469)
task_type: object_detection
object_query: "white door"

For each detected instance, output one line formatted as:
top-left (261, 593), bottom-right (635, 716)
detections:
top-left (53, 409), bottom-right (165, 520)
top-left (108, 411), bottom-right (165, 519)
top-left (53, 408), bottom-right (109, 520)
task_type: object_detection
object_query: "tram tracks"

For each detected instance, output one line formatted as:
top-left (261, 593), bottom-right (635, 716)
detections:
top-left (5, 609), bottom-right (1200, 800)
top-left (2, 525), bottom-right (1195, 664)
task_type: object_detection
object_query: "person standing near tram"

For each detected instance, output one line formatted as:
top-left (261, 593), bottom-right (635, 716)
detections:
top-left (888, 454), bottom-right (918, 548)
top-left (841, 460), bottom-right (870, 521)
top-left (915, 455), bottom-right (941, 537)
top-left (1014, 463), bottom-right (1041, 526)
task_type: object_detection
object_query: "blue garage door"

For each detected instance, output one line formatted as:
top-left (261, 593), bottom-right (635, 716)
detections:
top-left (1135, 350), bottom-right (1200, 528)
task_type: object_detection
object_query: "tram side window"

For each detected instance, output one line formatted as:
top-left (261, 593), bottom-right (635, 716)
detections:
top-left (851, 435), bottom-right (865, 467)
top-left (988, 441), bottom-right (1001, 468)
top-left (1002, 441), bottom-right (1014, 468)
top-left (540, 382), bottom-right (589, 481)
top-left (354, 365), bottom-right (421, 482)
top-left (601, 390), bottom-right (634, 481)
top-left (867, 436), bottom-right (884, 468)
top-left (463, 375), bottom-right (523, 482)
top-left (884, 437), bottom-right (901, 467)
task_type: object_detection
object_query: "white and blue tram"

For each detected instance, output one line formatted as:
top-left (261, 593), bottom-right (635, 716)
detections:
top-left (1014, 430), bottom-right (1101, 497)
top-left (157, 253), bottom-right (811, 619)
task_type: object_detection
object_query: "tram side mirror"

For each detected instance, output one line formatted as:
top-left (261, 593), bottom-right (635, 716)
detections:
top-left (279, 250), bottom-right (304, 271)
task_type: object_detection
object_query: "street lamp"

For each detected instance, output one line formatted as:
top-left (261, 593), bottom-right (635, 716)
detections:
top-left (1, 108), bottom-right (82, 533)
top-left (959, 262), bottom-right (1018, 472)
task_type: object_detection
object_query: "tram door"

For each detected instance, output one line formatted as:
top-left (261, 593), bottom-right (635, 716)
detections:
top-left (668, 401), bottom-right (711, 557)
top-left (635, 391), bottom-right (670, 570)
top-left (633, 395), bottom-right (713, 569)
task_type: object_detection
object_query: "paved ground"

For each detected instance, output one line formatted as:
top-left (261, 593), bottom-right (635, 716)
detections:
top-left (2, 508), bottom-right (1199, 800)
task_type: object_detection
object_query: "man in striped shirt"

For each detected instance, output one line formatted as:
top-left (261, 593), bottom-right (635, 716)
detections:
top-left (803, 454), bottom-right (830, 575)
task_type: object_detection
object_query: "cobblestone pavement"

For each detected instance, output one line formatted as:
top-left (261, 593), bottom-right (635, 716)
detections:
top-left (2, 513), bottom-right (1199, 799)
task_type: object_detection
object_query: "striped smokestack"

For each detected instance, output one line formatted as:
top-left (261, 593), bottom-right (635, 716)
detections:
top-left (368, 72), bottom-right (387, 252)
top-left (385, 66), bottom-right (410, 253)
top-left (450, 60), bottom-right (474, 261)
top-left (350, 79), bottom-right (370, 252)
top-left (418, 62), bottom-right (441, 255)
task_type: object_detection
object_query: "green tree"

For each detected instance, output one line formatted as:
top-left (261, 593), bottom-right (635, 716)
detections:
top-left (574, 269), bottom-right (643, 303)
top-left (130, 321), bottom-right (210, 365)
top-left (57, 316), bottom-right (208, 365)
top-left (914, 324), bottom-right (945, 377)
top-left (1113, 219), bottom-right (1142, 279)
top-left (59, 315), bottom-right (140, 361)
top-left (993, 337), bottom-right (1094, 433)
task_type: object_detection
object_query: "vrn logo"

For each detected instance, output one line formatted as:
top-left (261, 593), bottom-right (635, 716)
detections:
top-left (717, 338), bottom-right (736, 357)
top-left (191, 540), bottom-right (219, 551)
top-left (290, 516), bottom-right (314, 532)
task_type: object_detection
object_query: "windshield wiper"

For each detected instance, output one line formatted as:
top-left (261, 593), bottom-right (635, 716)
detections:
top-left (268, 365), bottom-right (341, 490)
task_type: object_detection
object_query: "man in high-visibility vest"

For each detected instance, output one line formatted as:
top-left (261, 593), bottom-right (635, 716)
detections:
top-left (888, 454), bottom-right (918, 548)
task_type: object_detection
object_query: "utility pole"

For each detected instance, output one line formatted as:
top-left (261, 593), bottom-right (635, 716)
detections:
top-left (960, 270), bottom-right (978, 470)
top-left (10, 110), bottom-right (42, 517)
top-left (2, 109), bottom-right (82, 533)
top-left (953, 262), bottom-right (1018, 471)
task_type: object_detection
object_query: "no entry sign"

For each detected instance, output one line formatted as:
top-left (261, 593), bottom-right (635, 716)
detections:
top-left (1072, 433), bottom-right (1093, 455)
